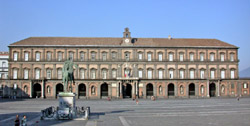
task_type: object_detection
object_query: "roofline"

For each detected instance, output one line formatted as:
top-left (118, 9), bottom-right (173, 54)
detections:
top-left (8, 45), bottom-right (239, 49)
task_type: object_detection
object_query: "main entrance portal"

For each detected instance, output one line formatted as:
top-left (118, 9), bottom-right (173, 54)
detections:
top-left (123, 84), bottom-right (132, 98)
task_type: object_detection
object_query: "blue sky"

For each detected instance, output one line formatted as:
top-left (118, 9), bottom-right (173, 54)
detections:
top-left (0, 0), bottom-right (249, 70)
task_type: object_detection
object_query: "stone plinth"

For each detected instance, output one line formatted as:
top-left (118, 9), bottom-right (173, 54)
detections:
top-left (58, 92), bottom-right (75, 109)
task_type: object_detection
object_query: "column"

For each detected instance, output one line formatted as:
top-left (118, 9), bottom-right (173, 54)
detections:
top-left (143, 64), bottom-right (146, 79)
top-left (20, 49), bottom-right (23, 61)
top-left (64, 49), bottom-right (67, 60)
top-left (30, 81), bottom-right (33, 98)
top-left (217, 80), bottom-right (220, 97)
top-left (175, 64), bottom-right (178, 79)
top-left (31, 49), bottom-right (33, 61)
top-left (19, 64), bottom-right (23, 79)
top-left (117, 82), bottom-right (119, 98)
top-left (207, 80), bottom-right (210, 97)
top-left (136, 81), bottom-right (138, 97)
top-left (109, 49), bottom-right (111, 60)
top-left (196, 64), bottom-right (199, 79)
top-left (42, 64), bottom-right (45, 79)
top-left (87, 49), bottom-right (89, 61)
top-left (165, 63), bottom-right (167, 79)
top-left (53, 64), bottom-right (56, 79)
top-left (98, 49), bottom-right (100, 61)
top-left (76, 48), bottom-right (78, 61)
top-left (108, 64), bottom-right (111, 79)
top-left (98, 64), bottom-right (100, 79)
top-left (31, 64), bottom-right (34, 79)
top-left (143, 83), bottom-right (146, 99)
top-left (42, 48), bottom-right (45, 61)
top-left (53, 48), bottom-right (56, 61)
top-left (132, 82), bottom-right (135, 98)
top-left (174, 83), bottom-right (178, 97)
top-left (87, 64), bottom-right (89, 79)
top-left (75, 64), bottom-right (79, 79)
top-left (153, 83), bottom-right (157, 97)
top-left (154, 64), bottom-right (157, 79)
top-left (41, 80), bottom-right (44, 98)
top-left (154, 49), bottom-right (156, 61)
top-left (108, 84), bottom-right (111, 98)
top-left (120, 82), bottom-right (123, 98)
top-left (75, 83), bottom-right (79, 99)
top-left (195, 83), bottom-right (199, 97)
top-left (186, 83), bottom-right (189, 98)
top-left (86, 83), bottom-right (89, 99)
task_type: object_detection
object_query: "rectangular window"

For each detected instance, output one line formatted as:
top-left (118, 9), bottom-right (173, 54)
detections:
top-left (180, 70), bottom-right (184, 79)
top-left (112, 70), bottom-right (117, 78)
top-left (58, 69), bottom-right (62, 79)
top-left (169, 53), bottom-right (173, 61)
top-left (14, 53), bottom-right (18, 61)
top-left (47, 69), bottom-right (51, 79)
top-left (13, 69), bottom-right (17, 79)
top-left (148, 53), bottom-right (152, 61)
top-left (91, 53), bottom-right (96, 61)
top-left (80, 69), bottom-right (85, 79)
top-left (200, 53), bottom-right (204, 61)
top-left (35, 69), bottom-right (40, 79)
top-left (243, 83), bottom-right (248, 89)
top-left (180, 53), bottom-right (184, 61)
top-left (231, 70), bottom-right (235, 79)
top-left (58, 52), bottom-right (62, 61)
top-left (138, 53), bottom-right (143, 60)
top-left (211, 70), bottom-right (215, 79)
top-left (158, 53), bottom-right (163, 61)
top-left (139, 70), bottom-right (143, 78)
top-left (200, 70), bottom-right (205, 79)
top-left (24, 69), bottom-right (29, 79)
top-left (24, 52), bottom-right (29, 61)
top-left (112, 52), bottom-right (116, 60)
top-left (102, 53), bottom-right (107, 61)
top-left (221, 70), bottom-right (225, 79)
top-left (36, 52), bottom-right (40, 61)
top-left (102, 70), bottom-right (107, 79)
top-left (190, 70), bottom-right (194, 79)
top-left (69, 52), bottom-right (74, 61)
top-left (47, 52), bottom-right (51, 61)
top-left (80, 52), bottom-right (85, 61)
top-left (125, 53), bottom-right (130, 61)
top-left (190, 53), bottom-right (194, 61)
top-left (159, 70), bottom-right (163, 79)
top-left (210, 53), bottom-right (215, 61)
top-left (221, 54), bottom-right (225, 62)
top-left (169, 70), bottom-right (174, 79)
top-left (230, 54), bottom-right (234, 61)
top-left (148, 70), bottom-right (152, 79)
top-left (91, 70), bottom-right (96, 79)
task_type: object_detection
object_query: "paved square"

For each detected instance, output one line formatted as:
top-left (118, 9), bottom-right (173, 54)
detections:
top-left (0, 98), bottom-right (250, 126)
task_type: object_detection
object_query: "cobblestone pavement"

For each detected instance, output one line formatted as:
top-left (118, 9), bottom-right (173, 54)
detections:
top-left (0, 98), bottom-right (250, 126)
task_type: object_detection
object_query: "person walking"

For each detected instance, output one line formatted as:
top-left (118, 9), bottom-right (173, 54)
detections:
top-left (14, 115), bottom-right (20, 126)
top-left (21, 115), bottom-right (27, 126)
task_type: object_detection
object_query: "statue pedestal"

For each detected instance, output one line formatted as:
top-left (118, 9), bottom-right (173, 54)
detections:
top-left (57, 92), bottom-right (76, 119)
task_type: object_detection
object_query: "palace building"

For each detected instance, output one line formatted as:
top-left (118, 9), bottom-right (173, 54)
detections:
top-left (1, 28), bottom-right (250, 99)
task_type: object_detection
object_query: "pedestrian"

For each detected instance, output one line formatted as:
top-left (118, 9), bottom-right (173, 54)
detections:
top-left (237, 96), bottom-right (240, 101)
top-left (136, 99), bottom-right (139, 105)
top-left (14, 114), bottom-right (20, 126)
top-left (21, 115), bottom-right (27, 126)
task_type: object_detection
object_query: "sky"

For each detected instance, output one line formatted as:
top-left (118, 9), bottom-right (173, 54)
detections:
top-left (0, 0), bottom-right (249, 71)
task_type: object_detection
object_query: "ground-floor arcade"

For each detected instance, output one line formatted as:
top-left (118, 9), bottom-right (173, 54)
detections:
top-left (0, 78), bottom-right (250, 99)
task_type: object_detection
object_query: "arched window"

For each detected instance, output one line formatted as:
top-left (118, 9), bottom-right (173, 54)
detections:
top-left (46, 52), bottom-right (52, 61)
top-left (158, 69), bottom-right (163, 79)
top-left (102, 52), bottom-right (107, 61)
top-left (179, 52), bottom-right (184, 61)
top-left (57, 52), bottom-right (63, 61)
top-left (13, 68), bottom-right (18, 79)
top-left (91, 52), bottom-right (96, 61)
top-left (220, 53), bottom-right (225, 62)
top-left (230, 69), bottom-right (235, 79)
top-left (179, 69), bottom-right (184, 79)
top-left (69, 51), bottom-right (74, 61)
top-left (24, 69), bottom-right (29, 79)
top-left (46, 69), bottom-right (52, 79)
top-left (210, 53), bottom-right (215, 61)
top-left (24, 52), bottom-right (29, 61)
top-left (189, 52), bottom-right (194, 61)
top-left (35, 52), bottom-right (41, 61)
top-left (35, 68), bottom-right (40, 79)
top-left (79, 68), bottom-right (85, 79)
top-left (91, 69), bottom-right (96, 79)
top-left (80, 52), bottom-right (85, 61)
top-left (200, 52), bottom-right (204, 61)
top-left (102, 69), bottom-right (107, 79)
top-left (57, 68), bottom-right (62, 79)
top-left (147, 69), bottom-right (153, 79)
top-left (112, 69), bottom-right (117, 78)
top-left (189, 69), bottom-right (195, 79)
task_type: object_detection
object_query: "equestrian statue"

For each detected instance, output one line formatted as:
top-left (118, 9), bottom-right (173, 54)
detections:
top-left (62, 58), bottom-right (78, 92)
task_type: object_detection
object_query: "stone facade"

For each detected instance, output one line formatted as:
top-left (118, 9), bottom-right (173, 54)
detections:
top-left (1, 28), bottom-right (250, 99)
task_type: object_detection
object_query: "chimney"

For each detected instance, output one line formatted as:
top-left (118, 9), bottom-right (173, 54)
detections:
top-left (168, 35), bottom-right (172, 40)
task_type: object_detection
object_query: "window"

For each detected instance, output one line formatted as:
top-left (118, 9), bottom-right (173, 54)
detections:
top-left (57, 69), bottom-right (62, 79)
top-left (200, 69), bottom-right (205, 79)
top-left (80, 52), bottom-right (85, 61)
top-left (147, 69), bottom-right (152, 79)
top-left (80, 69), bottom-right (85, 79)
top-left (35, 69), bottom-right (40, 79)
top-left (230, 53), bottom-right (234, 61)
top-left (69, 52), bottom-right (74, 61)
top-left (112, 52), bottom-right (117, 60)
top-left (179, 53), bottom-right (184, 61)
top-left (2, 62), bottom-right (6, 67)
top-left (91, 52), bottom-right (96, 61)
top-left (13, 69), bottom-right (18, 79)
top-left (147, 53), bottom-right (152, 61)
top-left (210, 69), bottom-right (215, 79)
top-left (243, 83), bottom-right (248, 89)
top-left (169, 69), bottom-right (174, 79)
top-left (169, 53), bottom-right (173, 61)
top-left (102, 52), bottom-right (107, 61)
top-left (138, 69), bottom-right (143, 78)
top-left (190, 69), bottom-right (195, 79)
top-left (200, 53), bottom-right (204, 61)
top-left (102, 69), bottom-right (107, 79)
top-left (47, 69), bottom-right (51, 79)
top-left (91, 69), bottom-right (96, 79)
top-left (210, 53), bottom-right (215, 61)
top-left (125, 52), bottom-right (130, 61)
top-left (221, 70), bottom-right (225, 79)
top-left (190, 53), bottom-right (194, 61)
top-left (220, 53), bottom-right (225, 62)
top-left (138, 53), bottom-right (143, 60)
top-left (24, 69), bottom-right (29, 79)
top-left (158, 69), bottom-right (163, 79)
top-left (231, 69), bottom-right (235, 79)
top-left (58, 52), bottom-right (63, 61)
top-left (180, 69), bottom-right (184, 79)
top-left (158, 53), bottom-right (163, 61)
top-left (36, 52), bottom-right (40, 61)
top-left (112, 69), bottom-right (117, 78)
top-left (14, 52), bottom-right (18, 61)
top-left (47, 52), bottom-right (52, 61)
top-left (24, 52), bottom-right (29, 61)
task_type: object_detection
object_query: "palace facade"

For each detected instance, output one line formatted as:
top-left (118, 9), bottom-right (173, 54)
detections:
top-left (1, 28), bottom-right (250, 99)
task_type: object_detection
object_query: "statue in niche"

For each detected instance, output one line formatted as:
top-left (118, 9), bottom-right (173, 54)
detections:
top-left (221, 85), bottom-right (225, 94)
top-left (180, 86), bottom-right (184, 95)
top-left (47, 86), bottom-right (51, 94)
top-left (91, 86), bottom-right (96, 95)
top-left (201, 86), bottom-right (204, 94)
top-left (159, 86), bottom-right (163, 95)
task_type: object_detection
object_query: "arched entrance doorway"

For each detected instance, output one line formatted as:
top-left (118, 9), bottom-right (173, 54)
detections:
top-left (168, 84), bottom-right (175, 96)
top-left (78, 84), bottom-right (86, 98)
top-left (146, 83), bottom-right (153, 97)
top-left (56, 83), bottom-right (64, 98)
top-left (123, 83), bottom-right (132, 98)
top-left (101, 83), bottom-right (108, 98)
top-left (209, 83), bottom-right (216, 97)
top-left (33, 83), bottom-right (41, 98)
top-left (189, 83), bottom-right (195, 96)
